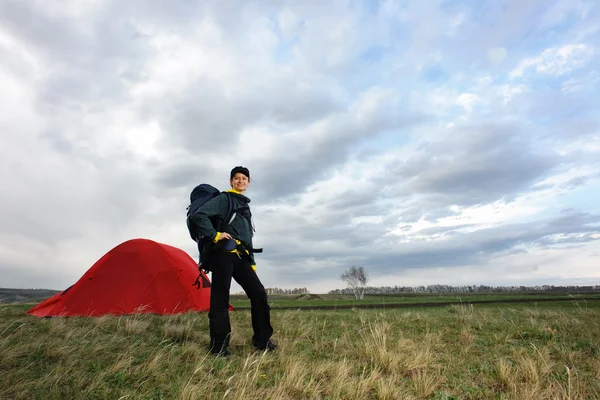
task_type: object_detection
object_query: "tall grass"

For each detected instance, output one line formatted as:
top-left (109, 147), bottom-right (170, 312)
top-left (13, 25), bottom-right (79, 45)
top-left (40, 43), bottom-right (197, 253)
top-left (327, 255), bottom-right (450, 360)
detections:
top-left (1, 302), bottom-right (599, 399)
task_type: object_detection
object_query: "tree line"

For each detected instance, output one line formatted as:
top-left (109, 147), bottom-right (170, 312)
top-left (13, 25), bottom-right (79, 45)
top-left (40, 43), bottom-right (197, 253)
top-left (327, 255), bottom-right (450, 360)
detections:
top-left (329, 284), bottom-right (600, 295)
top-left (265, 287), bottom-right (310, 295)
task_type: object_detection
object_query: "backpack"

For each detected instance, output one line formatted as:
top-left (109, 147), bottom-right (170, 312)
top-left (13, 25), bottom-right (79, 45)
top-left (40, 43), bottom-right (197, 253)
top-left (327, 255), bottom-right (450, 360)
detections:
top-left (186, 184), bottom-right (234, 273)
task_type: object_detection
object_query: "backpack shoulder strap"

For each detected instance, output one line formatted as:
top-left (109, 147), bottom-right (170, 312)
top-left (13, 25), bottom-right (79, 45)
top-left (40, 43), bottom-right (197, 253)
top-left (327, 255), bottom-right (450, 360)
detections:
top-left (217, 192), bottom-right (235, 231)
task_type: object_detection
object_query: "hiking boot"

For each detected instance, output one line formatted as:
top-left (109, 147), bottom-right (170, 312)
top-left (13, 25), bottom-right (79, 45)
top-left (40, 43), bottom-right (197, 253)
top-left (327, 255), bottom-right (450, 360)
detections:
top-left (211, 348), bottom-right (231, 357)
top-left (209, 342), bottom-right (231, 357)
top-left (255, 339), bottom-right (277, 352)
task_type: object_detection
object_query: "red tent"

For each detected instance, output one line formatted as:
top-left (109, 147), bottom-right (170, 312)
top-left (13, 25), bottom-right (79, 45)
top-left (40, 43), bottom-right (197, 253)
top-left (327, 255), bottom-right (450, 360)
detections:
top-left (28, 238), bottom-right (222, 317)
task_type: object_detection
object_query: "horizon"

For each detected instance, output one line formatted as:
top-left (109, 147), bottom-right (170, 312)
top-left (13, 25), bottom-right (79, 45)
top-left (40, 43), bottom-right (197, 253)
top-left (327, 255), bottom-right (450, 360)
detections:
top-left (4, 280), bottom-right (600, 296)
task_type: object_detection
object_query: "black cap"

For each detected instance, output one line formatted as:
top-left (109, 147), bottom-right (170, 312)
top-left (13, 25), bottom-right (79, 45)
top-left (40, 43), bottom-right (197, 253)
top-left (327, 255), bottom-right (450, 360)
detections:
top-left (230, 166), bottom-right (250, 180)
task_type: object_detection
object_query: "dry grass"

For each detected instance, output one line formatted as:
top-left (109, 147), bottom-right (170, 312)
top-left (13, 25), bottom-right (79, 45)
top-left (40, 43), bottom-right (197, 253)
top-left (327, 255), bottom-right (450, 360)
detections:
top-left (1, 302), bottom-right (600, 399)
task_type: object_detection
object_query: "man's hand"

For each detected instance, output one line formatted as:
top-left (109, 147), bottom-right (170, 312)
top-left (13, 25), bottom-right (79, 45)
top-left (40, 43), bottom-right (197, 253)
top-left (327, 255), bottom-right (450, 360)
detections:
top-left (218, 232), bottom-right (232, 240)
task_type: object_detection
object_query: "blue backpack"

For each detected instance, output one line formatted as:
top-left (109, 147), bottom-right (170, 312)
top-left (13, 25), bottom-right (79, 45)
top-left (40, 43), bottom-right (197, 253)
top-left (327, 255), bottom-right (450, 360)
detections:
top-left (186, 184), bottom-right (234, 272)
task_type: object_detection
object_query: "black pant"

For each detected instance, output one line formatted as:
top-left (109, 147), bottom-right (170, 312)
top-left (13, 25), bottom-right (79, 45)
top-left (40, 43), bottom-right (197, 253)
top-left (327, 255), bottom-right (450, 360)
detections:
top-left (208, 251), bottom-right (273, 352)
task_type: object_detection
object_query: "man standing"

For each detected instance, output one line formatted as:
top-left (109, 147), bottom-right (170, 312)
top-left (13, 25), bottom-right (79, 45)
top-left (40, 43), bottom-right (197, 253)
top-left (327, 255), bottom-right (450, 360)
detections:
top-left (190, 166), bottom-right (276, 356)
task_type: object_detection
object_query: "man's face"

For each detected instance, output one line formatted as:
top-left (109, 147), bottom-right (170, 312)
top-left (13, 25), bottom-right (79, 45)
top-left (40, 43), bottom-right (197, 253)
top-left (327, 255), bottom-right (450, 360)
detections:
top-left (230, 173), bottom-right (249, 192)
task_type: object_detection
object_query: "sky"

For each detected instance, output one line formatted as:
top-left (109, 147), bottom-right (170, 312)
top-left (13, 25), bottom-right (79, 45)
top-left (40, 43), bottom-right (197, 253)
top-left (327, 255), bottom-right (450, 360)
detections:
top-left (1, 0), bottom-right (599, 294)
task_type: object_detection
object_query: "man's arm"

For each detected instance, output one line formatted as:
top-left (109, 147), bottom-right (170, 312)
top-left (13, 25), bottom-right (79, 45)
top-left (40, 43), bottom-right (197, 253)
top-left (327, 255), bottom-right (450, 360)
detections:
top-left (189, 194), bottom-right (227, 241)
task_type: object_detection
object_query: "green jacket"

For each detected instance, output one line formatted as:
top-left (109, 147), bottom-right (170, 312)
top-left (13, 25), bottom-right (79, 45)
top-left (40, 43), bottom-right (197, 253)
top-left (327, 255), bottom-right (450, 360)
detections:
top-left (190, 189), bottom-right (255, 259)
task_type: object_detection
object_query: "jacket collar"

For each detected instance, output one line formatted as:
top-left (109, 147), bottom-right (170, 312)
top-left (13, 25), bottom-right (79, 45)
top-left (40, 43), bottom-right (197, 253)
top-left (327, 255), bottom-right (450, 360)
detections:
top-left (226, 189), bottom-right (251, 202)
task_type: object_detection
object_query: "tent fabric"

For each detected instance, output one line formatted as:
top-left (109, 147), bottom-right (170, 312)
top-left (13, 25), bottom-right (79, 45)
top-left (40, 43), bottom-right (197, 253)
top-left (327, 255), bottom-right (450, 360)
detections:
top-left (28, 238), bottom-right (223, 317)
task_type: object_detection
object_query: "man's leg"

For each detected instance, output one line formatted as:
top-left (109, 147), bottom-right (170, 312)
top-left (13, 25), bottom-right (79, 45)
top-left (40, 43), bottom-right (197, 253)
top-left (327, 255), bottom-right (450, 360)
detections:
top-left (208, 252), bottom-right (235, 353)
top-left (232, 257), bottom-right (274, 348)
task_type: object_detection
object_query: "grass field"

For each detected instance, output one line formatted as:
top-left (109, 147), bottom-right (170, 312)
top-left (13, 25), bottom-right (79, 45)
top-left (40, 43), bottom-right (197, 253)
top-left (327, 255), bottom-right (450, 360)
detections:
top-left (2, 298), bottom-right (600, 399)
top-left (229, 292), bottom-right (600, 309)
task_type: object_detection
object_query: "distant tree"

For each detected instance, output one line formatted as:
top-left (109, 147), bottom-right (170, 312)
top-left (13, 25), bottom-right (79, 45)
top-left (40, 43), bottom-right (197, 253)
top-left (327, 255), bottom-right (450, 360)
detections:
top-left (341, 266), bottom-right (369, 300)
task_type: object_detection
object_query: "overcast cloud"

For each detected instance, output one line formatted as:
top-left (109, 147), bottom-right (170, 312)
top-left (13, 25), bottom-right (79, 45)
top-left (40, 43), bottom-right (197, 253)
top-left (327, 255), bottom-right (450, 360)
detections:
top-left (1, 0), bottom-right (599, 293)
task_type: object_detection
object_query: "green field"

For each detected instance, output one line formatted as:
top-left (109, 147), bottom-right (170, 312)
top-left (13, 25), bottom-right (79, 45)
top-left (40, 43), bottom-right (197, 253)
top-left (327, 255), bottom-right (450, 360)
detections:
top-left (2, 296), bottom-right (600, 399)
top-left (229, 292), bottom-right (600, 309)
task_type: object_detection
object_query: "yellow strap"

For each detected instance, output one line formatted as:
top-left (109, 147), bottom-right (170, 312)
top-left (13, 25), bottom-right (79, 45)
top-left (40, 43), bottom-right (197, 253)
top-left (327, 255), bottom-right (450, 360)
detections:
top-left (230, 241), bottom-right (253, 270)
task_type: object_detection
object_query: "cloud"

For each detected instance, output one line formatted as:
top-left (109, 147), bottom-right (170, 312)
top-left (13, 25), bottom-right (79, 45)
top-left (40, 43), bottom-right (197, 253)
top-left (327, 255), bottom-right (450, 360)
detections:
top-left (260, 209), bottom-right (600, 284)
top-left (456, 93), bottom-right (481, 113)
top-left (0, 0), bottom-right (599, 293)
top-left (510, 44), bottom-right (595, 78)
top-left (387, 122), bottom-right (560, 206)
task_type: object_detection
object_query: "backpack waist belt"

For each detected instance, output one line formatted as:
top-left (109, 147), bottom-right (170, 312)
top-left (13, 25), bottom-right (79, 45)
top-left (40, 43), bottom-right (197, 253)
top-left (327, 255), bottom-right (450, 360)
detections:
top-left (217, 238), bottom-right (263, 258)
